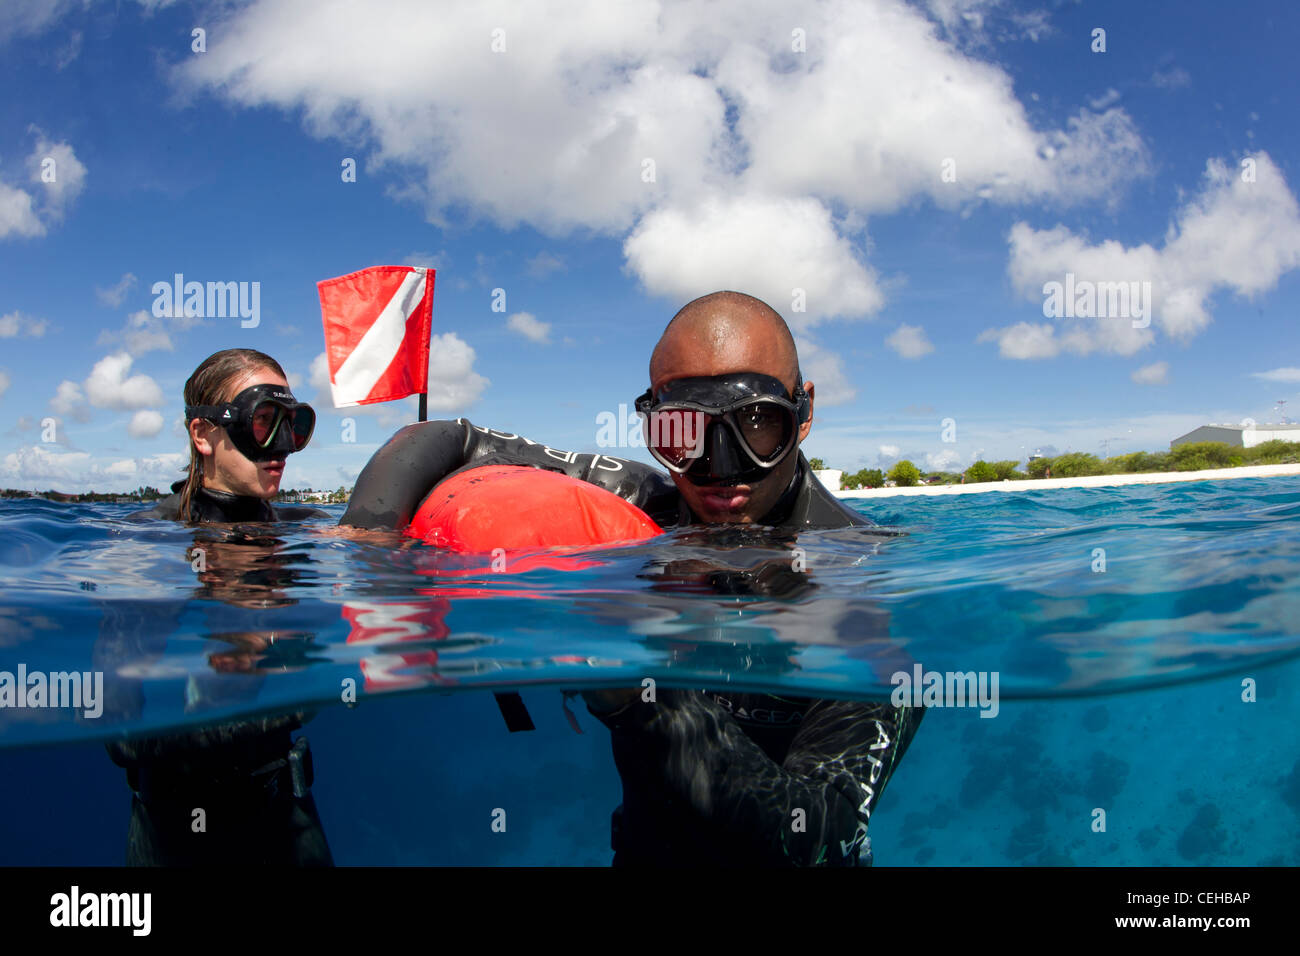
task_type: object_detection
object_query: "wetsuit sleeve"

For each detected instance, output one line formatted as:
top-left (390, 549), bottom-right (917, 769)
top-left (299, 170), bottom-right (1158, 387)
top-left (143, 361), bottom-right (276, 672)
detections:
top-left (593, 690), bottom-right (922, 866)
top-left (340, 420), bottom-right (473, 529)
top-left (341, 418), bottom-right (680, 530)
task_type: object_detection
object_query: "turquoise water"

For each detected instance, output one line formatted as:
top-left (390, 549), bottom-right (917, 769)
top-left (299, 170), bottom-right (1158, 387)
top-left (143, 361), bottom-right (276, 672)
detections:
top-left (0, 476), bottom-right (1297, 864)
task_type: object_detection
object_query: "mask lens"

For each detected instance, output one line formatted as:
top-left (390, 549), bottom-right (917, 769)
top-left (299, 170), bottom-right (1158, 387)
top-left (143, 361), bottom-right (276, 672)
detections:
top-left (733, 402), bottom-right (793, 461)
top-left (250, 402), bottom-right (316, 451)
top-left (646, 407), bottom-right (706, 469)
top-left (290, 404), bottom-right (315, 450)
top-left (250, 403), bottom-right (283, 446)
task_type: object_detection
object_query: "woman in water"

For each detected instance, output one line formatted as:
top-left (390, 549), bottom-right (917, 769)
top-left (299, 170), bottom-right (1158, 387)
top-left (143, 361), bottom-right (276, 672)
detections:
top-left (107, 348), bottom-right (333, 865)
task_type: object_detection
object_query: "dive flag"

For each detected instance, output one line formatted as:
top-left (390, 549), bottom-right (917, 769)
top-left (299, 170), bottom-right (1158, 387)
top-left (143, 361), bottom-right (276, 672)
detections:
top-left (317, 265), bottom-right (435, 407)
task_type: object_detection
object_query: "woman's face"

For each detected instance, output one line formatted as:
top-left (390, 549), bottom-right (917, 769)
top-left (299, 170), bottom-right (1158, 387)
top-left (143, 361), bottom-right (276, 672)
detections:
top-left (193, 366), bottom-right (292, 499)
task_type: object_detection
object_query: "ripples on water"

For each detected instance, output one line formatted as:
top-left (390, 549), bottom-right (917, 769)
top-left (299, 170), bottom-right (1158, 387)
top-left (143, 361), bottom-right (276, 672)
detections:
top-left (1, 476), bottom-right (1299, 748)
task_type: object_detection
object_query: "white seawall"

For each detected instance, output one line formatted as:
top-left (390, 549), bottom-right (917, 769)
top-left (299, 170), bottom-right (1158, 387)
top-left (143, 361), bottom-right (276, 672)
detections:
top-left (833, 463), bottom-right (1300, 498)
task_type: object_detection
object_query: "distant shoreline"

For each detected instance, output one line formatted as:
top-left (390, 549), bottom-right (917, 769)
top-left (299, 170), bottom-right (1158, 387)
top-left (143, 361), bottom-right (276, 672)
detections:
top-left (834, 463), bottom-right (1300, 498)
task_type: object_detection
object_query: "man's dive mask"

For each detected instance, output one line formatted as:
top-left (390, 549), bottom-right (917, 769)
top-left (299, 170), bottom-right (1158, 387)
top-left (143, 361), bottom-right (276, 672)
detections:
top-left (634, 372), bottom-right (810, 479)
top-left (186, 385), bottom-right (316, 462)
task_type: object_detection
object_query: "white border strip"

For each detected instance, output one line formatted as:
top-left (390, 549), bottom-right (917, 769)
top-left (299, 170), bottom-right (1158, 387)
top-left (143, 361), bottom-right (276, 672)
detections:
top-left (834, 463), bottom-right (1300, 498)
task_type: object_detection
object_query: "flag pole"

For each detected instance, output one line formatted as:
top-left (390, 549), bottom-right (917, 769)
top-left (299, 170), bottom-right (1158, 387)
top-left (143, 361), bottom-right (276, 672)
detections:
top-left (419, 392), bottom-right (427, 423)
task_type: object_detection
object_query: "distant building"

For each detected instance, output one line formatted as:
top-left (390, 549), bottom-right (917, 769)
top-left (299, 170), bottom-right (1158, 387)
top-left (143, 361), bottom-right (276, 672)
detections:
top-left (812, 468), bottom-right (842, 492)
top-left (1170, 423), bottom-right (1300, 449)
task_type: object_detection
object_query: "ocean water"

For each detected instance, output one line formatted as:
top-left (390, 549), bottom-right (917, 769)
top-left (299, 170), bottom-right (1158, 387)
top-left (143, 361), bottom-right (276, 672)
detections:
top-left (0, 476), bottom-right (1297, 865)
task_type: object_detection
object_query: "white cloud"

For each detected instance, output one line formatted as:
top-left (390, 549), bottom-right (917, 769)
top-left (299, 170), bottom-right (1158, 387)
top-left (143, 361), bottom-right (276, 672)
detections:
top-left (506, 311), bottom-right (551, 344)
top-left (0, 311), bottom-right (48, 337)
top-left (0, 369), bottom-right (9, 400)
top-left (97, 310), bottom-right (173, 354)
top-left (83, 353), bottom-right (165, 410)
top-left (0, 182), bottom-right (43, 238)
top-left (885, 323), bottom-right (934, 358)
top-left (986, 152), bottom-right (1300, 358)
top-left (96, 272), bottom-right (138, 307)
top-left (0, 0), bottom-right (82, 42)
top-left (879, 444), bottom-right (900, 459)
top-left (127, 409), bottom-right (166, 438)
top-left (0, 444), bottom-right (92, 484)
top-left (25, 131), bottom-right (86, 223)
top-left (402, 250), bottom-right (443, 269)
top-left (975, 321), bottom-right (1062, 359)
top-left (625, 193), bottom-right (883, 328)
top-left (924, 448), bottom-right (964, 472)
top-left (1131, 361), bottom-right (1168, 386)
top-left (173, 0), bottom-right (1149, 322)
top-left (0, 131), bottom-right (87, 239)
top-left (1251, 367), bottom-right (1300, 383)
top-left (50, 380), bottom-right (89, 421)
top-left (53, 28), bottom-right (81, 69)
top-left (525, 251), bottom-right (566, 279)
top-left (922, 0), bottom-right (1050, 44)
top-left (103, 459), bottom-right (138, 477)
top-left (1151, 66), bottom-right (1191, 90)
top-left (427, 332), bottom-right (489, 410)
top-left (1088, 88), bottom-right (1121, 111)
top-left (309, 351), bottom-right (332, 389)
top-left (0, 445), bottom-right (186, 491)
top-left (795, 337), bottom-right (855, 407)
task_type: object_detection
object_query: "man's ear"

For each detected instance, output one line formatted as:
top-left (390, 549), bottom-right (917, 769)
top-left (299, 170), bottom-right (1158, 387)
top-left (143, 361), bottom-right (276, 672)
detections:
top-left (190, 418), bottom-right (217, 457)
top-left (798, 381), bottom-right (814, 442)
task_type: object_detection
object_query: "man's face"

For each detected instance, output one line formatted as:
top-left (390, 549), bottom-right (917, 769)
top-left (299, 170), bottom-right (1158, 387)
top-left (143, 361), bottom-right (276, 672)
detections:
top-left (650, 343), bottom-right (814, 525)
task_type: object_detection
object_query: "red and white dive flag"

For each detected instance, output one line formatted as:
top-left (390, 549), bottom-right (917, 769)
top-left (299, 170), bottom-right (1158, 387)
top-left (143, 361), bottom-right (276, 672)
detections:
top-left (317, 265), bottom-right (435, 407)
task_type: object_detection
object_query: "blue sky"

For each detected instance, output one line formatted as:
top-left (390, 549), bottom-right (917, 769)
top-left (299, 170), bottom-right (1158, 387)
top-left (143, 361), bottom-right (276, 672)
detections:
top-left (1, 0), bottom-right (1298, 492)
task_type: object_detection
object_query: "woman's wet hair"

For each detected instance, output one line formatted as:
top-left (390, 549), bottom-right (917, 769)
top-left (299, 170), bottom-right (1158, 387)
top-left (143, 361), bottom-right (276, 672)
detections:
top-left (178, 349), bottom-right (288, 522)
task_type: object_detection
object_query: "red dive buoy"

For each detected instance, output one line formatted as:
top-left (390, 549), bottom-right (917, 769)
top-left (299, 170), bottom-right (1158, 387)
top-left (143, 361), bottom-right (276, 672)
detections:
top-left (405, 464), bottom-right (663, 551)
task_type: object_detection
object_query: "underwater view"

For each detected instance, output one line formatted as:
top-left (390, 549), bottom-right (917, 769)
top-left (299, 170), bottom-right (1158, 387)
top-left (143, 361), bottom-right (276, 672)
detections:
top-left (2, 475), bottom-right (1297, 866)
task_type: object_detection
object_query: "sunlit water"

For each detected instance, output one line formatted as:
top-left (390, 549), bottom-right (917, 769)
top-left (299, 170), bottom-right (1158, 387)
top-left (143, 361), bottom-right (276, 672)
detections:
top-left (1, 476), bottom-right (1297, 865)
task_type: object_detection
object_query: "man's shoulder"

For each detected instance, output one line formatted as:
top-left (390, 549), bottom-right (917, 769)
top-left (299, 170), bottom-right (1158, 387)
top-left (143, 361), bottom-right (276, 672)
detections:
top-left (793, 466), bottom-right (874, 529)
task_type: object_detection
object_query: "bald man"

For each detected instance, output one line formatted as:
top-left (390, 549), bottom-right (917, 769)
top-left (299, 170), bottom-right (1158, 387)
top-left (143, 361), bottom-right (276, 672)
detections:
top-left (640, 290), bottom-right (855, 526)
top-left (581, 292), bottom-right (922, 866)
top-left (342, 291), bottom-right (921, 866)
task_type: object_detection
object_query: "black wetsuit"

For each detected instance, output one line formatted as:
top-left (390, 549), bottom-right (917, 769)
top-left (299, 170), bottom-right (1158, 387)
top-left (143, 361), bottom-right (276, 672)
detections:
top-left (346, 419), bottom-right (923, 867)
top-left (134, 480), bottom-right (328, 523)
top-left (106, 480), bottom-right (334, 866)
